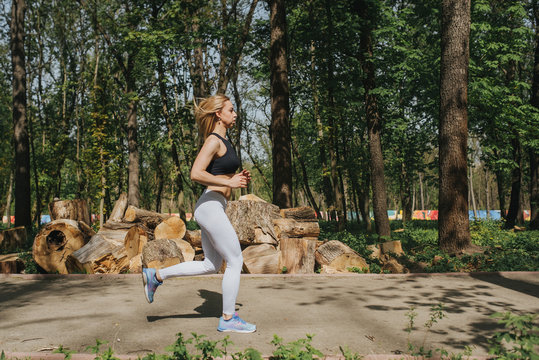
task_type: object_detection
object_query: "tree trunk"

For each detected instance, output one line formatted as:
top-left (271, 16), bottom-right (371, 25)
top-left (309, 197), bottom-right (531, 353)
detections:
top-left (485, 168), bottom-right (491, 219)
top-left (11, 0), bottom-right (31, 229)
top-left (505, 136), bottom-right (523, 228)
top-left (48, 199), bottom-right (91, 225)
top-left (438, 0), bottom-right (472, 253)
top-left (291, 137), bottom-right (321, 218)
top-left (4, 169), bottom-right (14, 228)
top-left (269, 0), bottom-right (292, 209)
top-left (355, 0), bottom-right (391, 239)
top-left (108, 193), bottom-right (128, 223)
top-left (528, 2), bottom-right (539, 230)
top-left (469, 165), bottom-right (478, 219)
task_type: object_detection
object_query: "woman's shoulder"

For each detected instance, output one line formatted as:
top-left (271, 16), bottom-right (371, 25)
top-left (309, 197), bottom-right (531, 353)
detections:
top-left (202, 134), bottom-right (223, 151)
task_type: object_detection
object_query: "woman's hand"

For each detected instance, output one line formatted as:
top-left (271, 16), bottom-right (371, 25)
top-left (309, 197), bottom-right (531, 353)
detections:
top-left (228, 169), bottom-right (251, 188)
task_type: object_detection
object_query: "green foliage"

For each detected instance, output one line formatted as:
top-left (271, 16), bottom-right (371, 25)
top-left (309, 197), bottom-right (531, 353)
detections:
top-left (488, 312), bottom-right (539, 360)
top-left (17, 251), bottom-right (40, 274)
top-left (85, 340), bottom-right (120, 360)
top-left (270, 334), bottom-right (323, 360)
top-left (54, 345), bottom-right (75, 360)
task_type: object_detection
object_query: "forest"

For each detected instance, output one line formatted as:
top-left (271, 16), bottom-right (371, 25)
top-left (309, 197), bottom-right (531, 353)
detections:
top-left (1, 0), bottom-right (538, 255)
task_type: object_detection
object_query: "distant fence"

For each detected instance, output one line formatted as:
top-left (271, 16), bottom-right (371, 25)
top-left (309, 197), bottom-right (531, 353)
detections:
top-left (2, 210), bottom-right (531, 225)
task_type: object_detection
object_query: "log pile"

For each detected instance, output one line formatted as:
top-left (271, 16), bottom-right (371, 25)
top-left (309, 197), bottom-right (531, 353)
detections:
top-left (31, 194), bottom-right (413, 275)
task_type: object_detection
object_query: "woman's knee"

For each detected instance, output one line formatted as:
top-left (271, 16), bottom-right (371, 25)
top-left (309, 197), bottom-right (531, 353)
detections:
top-left (226, 253), bottom-right (243, 270)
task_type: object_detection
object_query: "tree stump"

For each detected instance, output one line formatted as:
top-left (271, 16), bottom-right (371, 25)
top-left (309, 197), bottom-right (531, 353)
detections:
top-left (108, 193), bottom-right (128, 222)
top-left (226, 200), bottom-right (281, 245)
top-left (380, 240), bottom-right (404, 256)
top-left (280, 207), bottom-right (317, 222)
top-left (154, 216), bottom-right (186, 241)
top-left (242, 244), bottom-right (280, 274)
top-left (273, 218), bottom-right (320, 239)
top-left (48, 199), bottom-right (91, 225)
top-left (279, 236), bottom-right (317, 274)
top-left (123, 206), bottom-right (169, 228)
top-left (238, 194), bottom-right (266, 202)
top-left (0, 226), bottom-right (27, 253)
top-left (0, 253), bottom-right (25, 274)
top-left (142, 239), bottom-right (184, 269)
top-left (315, 240), bottom-right (368, 273)
top-left (33, 219), bottom-right (94, 274)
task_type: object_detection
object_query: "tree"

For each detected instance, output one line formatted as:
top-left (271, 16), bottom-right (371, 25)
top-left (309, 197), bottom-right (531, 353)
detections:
top-left (529, 0), bottom-right (539, 230)
top-left (269, 0), bottom-right (292, 208)
top-left (353, 0), bottom-right (391, 238)
top-left (10, 0), bottom-right (31, 229)
top-left (438, 0), bottom-right (472, 253)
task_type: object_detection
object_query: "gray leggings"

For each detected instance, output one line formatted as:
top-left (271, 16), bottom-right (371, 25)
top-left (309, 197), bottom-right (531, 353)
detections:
top-left (158, 189), bottom-right (243, 315)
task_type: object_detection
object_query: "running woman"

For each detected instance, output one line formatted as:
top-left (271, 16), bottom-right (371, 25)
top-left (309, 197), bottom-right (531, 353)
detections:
top-left (142, 94), bottom-right (255, 333)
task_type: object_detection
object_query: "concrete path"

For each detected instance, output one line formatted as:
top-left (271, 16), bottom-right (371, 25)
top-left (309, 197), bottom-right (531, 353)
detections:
top-left (1, 272), bottom-right (538, 359)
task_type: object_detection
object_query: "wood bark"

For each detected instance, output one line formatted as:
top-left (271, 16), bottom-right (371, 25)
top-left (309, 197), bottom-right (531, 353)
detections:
top-left (315, 240), bottom-right (368, 273)
top-left (123, 205), bottom-right (169, 228)
top-left (225, 200), bottom-right (281, 245)
top-left (142, 239), bottom-right (184, 269)
top-left (48, 199), bottom-right (91, 225)
top-left (11, 0), bottom-right (31, 229)
top-left (33, 219), bottom-right (94, 274)
top-left (280, 207), bottom-right (317, 222)
top-left (273, 218), bottom-right (320, 239)
top-left (269, 0), bottom-right (293, 208)
top-left (0, 226), bottom-right (27, 252)
top-left (242, 244), bottom-right (280, 274)
top-left (354, 0), bottom-right (391, 238)
top-left (184, 229), bottom-right (202, 248)
top-left (438, 0), bottom-right (472, 253)
top-left (108, 193), bottom-right (128, 222)
top-left (154, 216), bottom-right (186, 241)
top-left (65, 234), bottom-right (126, 274)
top-left (279, 236), bottom-right (316, 274)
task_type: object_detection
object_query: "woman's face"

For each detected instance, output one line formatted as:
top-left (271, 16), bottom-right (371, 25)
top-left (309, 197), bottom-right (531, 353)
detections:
top-left (217, 100), bottom-right (237, 128)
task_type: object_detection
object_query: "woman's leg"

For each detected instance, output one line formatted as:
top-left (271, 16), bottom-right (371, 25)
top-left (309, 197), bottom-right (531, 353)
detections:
top-left (158, 227), bottom-right (222, 279)
top-left (193, 192), bottom-right (243, 316)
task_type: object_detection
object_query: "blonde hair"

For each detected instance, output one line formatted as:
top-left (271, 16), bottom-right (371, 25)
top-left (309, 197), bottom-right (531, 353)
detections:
top-left (194, 94), bottom-right (230, 147)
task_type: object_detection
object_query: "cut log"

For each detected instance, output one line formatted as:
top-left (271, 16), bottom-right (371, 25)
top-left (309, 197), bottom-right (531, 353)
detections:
top-left (129, 254), bottom-right (143, 273)
top-left (184, 230), bottom-right (202, 248)
top-left (154, 216), bottom-right (186, 241)
top-left (273, 218), bottom-right (320, 239)
top-left (0, 253), bottom-right (25, 274)
top-left (254, 228), bottom-right (278, 245)
top-left (123, 205), bottom-right (169, 228)
top-left (170, 239), bottom-right (195, 262)
top-left (242, 244), bottom-right (280, 274)
top-left (96, 227), bottom-right (130, 245)
top-left (124, 226), bottom-right (148, 260)
top-left (91, 246), bottom-right (130, 274)
top-left (0, 226), bottom-right (27, 253)
top-left (367, 244), bottom-right (381, 259)
top-left (33, 219), bottom-right (93, 274)
top-left (65, 234), bottom-right (124, 274)
top-left (238, 194), bottom-right (266, 202)
top-left (225, 200), bottom-right (281, 245)
top-left (280, 207), bottom-right (317, 222)
top-left (279, 236), bottom-right (317, 274)
top-left (108, 193), bottom-right (128, 222)
top-left (48, 199), bottom-right (91, 225)
top-left (142, 239), bottom-right (184, 269)
top-left (315, 240), bottom-right (368, 273)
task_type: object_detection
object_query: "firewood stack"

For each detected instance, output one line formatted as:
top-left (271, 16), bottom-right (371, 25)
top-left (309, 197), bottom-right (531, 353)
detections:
top-left (30, 193), bottom-right (370, 275)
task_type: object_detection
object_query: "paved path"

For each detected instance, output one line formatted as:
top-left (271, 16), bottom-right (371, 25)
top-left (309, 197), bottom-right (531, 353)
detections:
top-left (1, 272), bottom-right (538, 359)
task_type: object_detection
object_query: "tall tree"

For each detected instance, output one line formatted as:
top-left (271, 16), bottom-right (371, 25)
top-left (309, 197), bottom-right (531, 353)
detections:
top-left (269, 0), bottom-right (292, 208)
top-left (11, 0), bottom-right (31, 229)
top-left (529, 0), bottom-right (539, 230)
top-left (353, 0), bottom-right (391, 238)
top-left (438, 0), bottom-right (472, 253)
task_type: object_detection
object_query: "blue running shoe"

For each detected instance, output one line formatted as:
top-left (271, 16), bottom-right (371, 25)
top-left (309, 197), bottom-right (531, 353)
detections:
top-left (217, 313), bottom-right (256, 333)
top-left (142, 268), bottom-right (162, 303)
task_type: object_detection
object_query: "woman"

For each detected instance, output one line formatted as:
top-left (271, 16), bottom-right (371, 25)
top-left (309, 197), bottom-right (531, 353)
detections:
top-left (142, 94), bottom-right (255, 333)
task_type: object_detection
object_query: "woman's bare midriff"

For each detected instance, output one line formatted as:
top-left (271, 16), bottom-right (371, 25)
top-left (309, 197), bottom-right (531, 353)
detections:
top-left (207, 173), bottom-right (235, 200)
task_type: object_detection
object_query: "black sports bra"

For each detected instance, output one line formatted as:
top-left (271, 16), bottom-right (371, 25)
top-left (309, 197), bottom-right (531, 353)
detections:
top-left (206, 133), bottom-right (241, 175)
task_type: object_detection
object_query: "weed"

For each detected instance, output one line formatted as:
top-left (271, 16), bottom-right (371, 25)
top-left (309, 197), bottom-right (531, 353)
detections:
top-left (53, 345), bottom-right (75, 360)
top-left (270, 334), bottom-right (324, 359)
top-left (488, 312), bottom-right (539, 360)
